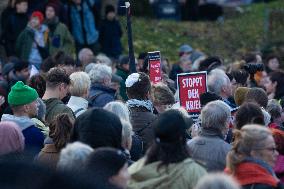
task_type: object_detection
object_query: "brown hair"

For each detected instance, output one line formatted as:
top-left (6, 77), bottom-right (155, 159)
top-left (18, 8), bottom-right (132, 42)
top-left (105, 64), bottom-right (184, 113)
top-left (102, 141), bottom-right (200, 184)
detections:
top-left (49, 114), bottom-right (74, 151)
top-left (151, 83), bottom-right (175, 106)
top-left (246, 87), bottom-right (268, 108)
top-left (235, 102), bottom-right (264, 130)
top-left (45, 67), bottom-right (70, 88)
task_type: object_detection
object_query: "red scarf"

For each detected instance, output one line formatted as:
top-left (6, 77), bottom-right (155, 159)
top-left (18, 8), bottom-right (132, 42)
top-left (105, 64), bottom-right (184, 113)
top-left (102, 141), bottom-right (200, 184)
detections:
top-left (225, 162), bottom-right (278, 187)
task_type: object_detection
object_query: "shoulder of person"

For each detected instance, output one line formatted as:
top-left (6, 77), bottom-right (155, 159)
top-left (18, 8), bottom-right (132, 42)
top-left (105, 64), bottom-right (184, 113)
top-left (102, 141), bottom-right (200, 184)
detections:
top-left (243, 184), bottom-right (281, 189)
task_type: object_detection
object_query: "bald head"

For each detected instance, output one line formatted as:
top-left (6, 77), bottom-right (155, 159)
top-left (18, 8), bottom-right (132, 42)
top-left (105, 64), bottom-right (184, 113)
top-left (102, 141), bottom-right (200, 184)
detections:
top-left (78, 48), bottom-right (94, 67)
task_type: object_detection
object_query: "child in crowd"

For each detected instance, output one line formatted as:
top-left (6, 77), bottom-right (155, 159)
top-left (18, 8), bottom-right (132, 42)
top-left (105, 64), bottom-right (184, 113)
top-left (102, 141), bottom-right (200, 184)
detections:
top-left (99, 4), bottom-right (123, 60)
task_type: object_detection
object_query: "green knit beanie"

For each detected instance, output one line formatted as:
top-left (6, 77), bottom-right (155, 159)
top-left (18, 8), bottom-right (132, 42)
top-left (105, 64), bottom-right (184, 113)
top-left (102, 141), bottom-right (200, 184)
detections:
top-left (8, 81), bottom-right (39, 106)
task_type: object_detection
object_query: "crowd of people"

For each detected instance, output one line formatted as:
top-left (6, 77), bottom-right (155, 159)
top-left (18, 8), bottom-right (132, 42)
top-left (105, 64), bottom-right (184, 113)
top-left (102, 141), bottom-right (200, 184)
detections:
top-left (0, 0), bottom-right (284, 189)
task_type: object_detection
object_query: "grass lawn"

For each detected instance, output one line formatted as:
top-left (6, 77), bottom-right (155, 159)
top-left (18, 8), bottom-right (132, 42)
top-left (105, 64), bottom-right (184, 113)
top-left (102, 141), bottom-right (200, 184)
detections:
top-left (120, 0), bottom-right (284, 63)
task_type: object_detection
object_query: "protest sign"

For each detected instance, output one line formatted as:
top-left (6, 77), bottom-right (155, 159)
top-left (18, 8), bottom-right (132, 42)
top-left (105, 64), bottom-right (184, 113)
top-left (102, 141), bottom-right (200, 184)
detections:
top-left (148, 51), bottom-right (162, 83)
top-left (177, 71), bottom-right (207, 118)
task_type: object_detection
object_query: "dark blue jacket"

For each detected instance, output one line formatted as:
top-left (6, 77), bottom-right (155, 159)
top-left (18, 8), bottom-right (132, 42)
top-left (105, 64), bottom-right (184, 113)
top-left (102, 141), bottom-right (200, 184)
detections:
top-left (99, 18), bottom-right (122, 59)
top-left (22, 126), bottom-right (45, 154)
top-left (89, 83), bottom-right (116, 108)
top-left (1, 114), bottom-right (44, 155)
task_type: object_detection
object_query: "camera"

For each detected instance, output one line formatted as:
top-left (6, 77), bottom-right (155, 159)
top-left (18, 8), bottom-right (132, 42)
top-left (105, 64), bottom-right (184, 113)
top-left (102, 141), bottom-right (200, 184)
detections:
top-left (243, 63), bottom-right (264, 75)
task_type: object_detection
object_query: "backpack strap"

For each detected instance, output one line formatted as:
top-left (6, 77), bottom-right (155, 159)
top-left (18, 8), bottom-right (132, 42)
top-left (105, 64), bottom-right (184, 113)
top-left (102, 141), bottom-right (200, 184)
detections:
top-left (74, 107), bottom-right (84, 116)
top-left (89, 91), bottom-right (104, 106)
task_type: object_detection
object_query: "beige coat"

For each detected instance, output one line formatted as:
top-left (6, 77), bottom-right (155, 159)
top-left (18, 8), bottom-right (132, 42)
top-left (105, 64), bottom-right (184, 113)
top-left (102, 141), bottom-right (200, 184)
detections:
top-left (128, 158), bottom-right (207, 189)
top-left (37, 144), bottom-right (60, 169)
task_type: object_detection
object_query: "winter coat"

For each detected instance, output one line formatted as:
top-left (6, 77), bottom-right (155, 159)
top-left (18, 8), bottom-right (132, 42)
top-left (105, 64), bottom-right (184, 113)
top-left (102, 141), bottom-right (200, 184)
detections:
top-left (67, 96), bottom-right (88, 117)
top-left (1, 114), bottom-right (44, 155)
top-left (37, 143), bottom-right (60, 169)
top-left (274, 155), bottom-right (284, 184)
top-left (15, 25), bottom-right (49, 69)
top-left (1, 10), bottom-right (28, 56)
top-left (68, 0), bottom-right (99, 45)
top-left (130, 134), bottom-right (143, 161)
top-left (43, 98), bottom-right (75, 125)
top-left (88, 83), bottom-right (116, 108)
top-left (45, 17), bottom-right (75, 56)
top-left (129, 107), bottom-right (156, 154)
top-left (116, 67), bottom-right (129, 101)
top-left (187, 128), bottom-right (231, 172)
top-left (128, 157), bottom-right (207, 189)
top-left (99, 18), bottom-right (122, 59)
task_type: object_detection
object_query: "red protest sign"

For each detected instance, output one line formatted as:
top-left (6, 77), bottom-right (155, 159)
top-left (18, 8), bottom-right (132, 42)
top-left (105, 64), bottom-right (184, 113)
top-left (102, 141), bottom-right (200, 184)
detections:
top-left (148, 51), bottom-right (162, 84)
top-left (177, 72), bottom-right (207, 116)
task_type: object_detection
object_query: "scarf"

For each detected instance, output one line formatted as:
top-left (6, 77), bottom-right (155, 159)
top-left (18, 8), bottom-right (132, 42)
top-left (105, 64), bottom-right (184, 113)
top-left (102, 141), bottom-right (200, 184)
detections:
top-left (225, 159), bottom-right (279, 187)
top-left (126, 99), bottom-right (154, 113)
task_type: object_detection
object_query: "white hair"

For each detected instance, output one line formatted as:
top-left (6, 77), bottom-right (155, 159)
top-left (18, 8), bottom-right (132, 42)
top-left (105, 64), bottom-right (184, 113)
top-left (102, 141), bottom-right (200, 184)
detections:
top-left (120, 120), bottom-right (133, 150)
top-left (208, 68), bottom-right (230, 96)
top-left (104, 101), bottom-right (130, 122)
top-left (84, 63), bottom-right (96, 74)
top-left (88, 64), bottom-right (112, 84)
top-left (201, 100), bottom-right (231, 130)
top-left (194, 173), bottom-right (240, 189)
top-left (69, 72), bottom-right (91, 97)
top-left (57, 142), bottom-right (94, 172)
top-left (96, 53), bottom-right (112, 67)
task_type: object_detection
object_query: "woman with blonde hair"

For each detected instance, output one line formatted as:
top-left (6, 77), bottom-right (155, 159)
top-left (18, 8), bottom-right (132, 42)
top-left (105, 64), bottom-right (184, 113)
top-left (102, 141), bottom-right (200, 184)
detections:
top-left (226, 124), bottom-right (281, 189)
top-left (67, 71), bottom-right (91, 117)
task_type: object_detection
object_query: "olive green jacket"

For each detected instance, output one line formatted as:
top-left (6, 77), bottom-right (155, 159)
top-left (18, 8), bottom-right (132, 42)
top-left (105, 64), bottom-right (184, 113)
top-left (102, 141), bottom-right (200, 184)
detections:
top-left (128, 157), bottom-right (207, 189)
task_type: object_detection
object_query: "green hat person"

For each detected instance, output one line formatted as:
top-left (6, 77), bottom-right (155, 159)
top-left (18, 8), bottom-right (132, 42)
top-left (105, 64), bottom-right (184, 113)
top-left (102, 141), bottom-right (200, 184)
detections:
top-left (8, 81), bottom-right (39, 118)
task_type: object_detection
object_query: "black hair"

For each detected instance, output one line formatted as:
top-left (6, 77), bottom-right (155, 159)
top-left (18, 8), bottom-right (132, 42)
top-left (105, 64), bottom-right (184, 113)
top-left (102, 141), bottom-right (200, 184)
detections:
top-left (235, 102), bottom-right (265, 130)
top-left (14, 60), bottom-right (29, 72)
top-left (200, 92), bottom-right (222, 107)
top-left (53, 51), bottom-right (76, 67)
top-left (269, 71), bottom-right (284, 100)
top-left (126, 72), bottom-right (151, 100)
top-left (28, 74), bottom-right (46, 98)
top-left (85, 147), bottom-right (127, 182)
top-left (231, 69), bottom-right (249, 86)
top-left (145, 110), bottom-right (190, 169)
top-left (105, 4), bottom-right (115, 16)
top-left (40, 56), bottom-right (56, 73)
top-left (138, 52), bottom-right (147, 60)
top-left (0, 161), bottom-right (98, 189)
top-left (199, 56), bottom-right (222, 72)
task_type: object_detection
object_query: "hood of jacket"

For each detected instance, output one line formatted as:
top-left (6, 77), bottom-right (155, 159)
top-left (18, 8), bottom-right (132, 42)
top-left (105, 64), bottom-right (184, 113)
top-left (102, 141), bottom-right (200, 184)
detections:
top-left (128, 158), bottom-right (206, 189)
top-left (1, 114), bottom-right (35, 131)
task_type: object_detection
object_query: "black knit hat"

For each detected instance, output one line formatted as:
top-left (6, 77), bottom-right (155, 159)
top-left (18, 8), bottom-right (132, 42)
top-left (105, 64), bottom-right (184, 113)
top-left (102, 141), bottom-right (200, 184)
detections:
top-left (153, 109), bottom-right (187, 143)
top-left (72, 109), bottom-right (123, 150)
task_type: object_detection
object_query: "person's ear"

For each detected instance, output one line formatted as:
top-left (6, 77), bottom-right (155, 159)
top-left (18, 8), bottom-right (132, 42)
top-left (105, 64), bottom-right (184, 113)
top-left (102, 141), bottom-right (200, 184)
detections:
top-left (59, 83), bottom-right (66, 92)
top-left (23, 104), bottom-right (30, 113)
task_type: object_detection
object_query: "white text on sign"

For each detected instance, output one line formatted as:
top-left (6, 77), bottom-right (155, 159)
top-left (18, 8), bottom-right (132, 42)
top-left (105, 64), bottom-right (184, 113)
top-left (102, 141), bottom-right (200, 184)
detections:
top-left (182, 77), bottom-right (203, 88)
